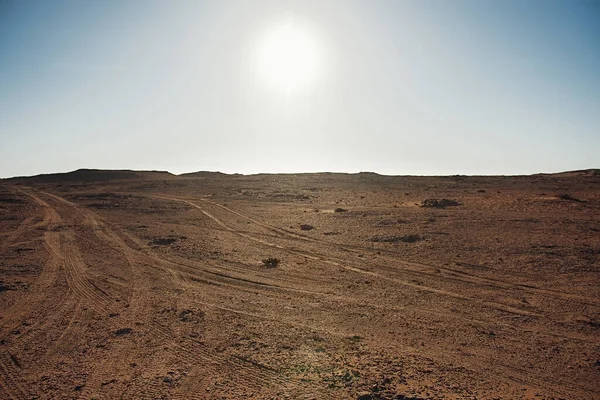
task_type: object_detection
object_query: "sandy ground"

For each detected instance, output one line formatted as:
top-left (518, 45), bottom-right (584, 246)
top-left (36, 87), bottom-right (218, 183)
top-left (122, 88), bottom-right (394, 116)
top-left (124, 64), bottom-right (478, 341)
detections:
top-left (0, 170), bottom-right (599, 399)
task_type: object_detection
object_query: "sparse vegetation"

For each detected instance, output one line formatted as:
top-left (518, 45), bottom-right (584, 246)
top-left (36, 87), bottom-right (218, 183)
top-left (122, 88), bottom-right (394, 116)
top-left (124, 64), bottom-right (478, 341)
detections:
top-left (2, 171), bottom-right (597, 399)
top-left (149, 237), bottom-right (185, 246)
top-left (262, 257), bottom-right (280, 268)
top-left (371, 234), bottom-right (422, 243)
top-left (323, 369), bottom-right (360, 388)
top-left (0, 281), bottom-right (13, 293)
top-left (421, 198), bottom-right (460, 208)
top-left (558, 193), bottom-right (584, 202)
top-left (114, 328), bottom-right (133, 336)
top-left (583, 319), bottom-right (600, 329)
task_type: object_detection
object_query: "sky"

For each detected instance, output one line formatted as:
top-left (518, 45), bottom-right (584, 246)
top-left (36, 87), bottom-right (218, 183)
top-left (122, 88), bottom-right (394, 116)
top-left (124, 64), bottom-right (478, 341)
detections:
top-left (1, 0), bottom-right (599, 178)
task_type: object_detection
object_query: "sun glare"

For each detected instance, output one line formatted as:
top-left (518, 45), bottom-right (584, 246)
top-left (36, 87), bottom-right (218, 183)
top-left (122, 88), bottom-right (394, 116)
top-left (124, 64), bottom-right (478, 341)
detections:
top-left (256, 18), bottom-right (321, 95)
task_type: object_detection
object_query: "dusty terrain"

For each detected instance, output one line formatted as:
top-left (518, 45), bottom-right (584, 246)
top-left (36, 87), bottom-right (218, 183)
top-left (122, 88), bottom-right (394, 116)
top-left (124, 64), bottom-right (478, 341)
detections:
top-left (0, 169), bottom-right (599, 399)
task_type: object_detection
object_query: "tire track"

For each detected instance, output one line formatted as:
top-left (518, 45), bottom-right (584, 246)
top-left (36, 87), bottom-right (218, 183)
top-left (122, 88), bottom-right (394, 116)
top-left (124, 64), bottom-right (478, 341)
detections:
top-left (205, 196), bottom-right (600, 307)
top-left (35, 193), bottom-right (286, 398)
top-left (0, 350), bottom-right (31, 400)
top-left (10, 291), bottom-right (77, 351)
top-left (0, 189), bottom-right (111, 397)
top-left (32, 191), bottom-right (115, 312)
top-left (144, 196), bottom-right (600, 350)
top-left (60, 231), bottom-right (112, 311)
top-left (162, 194), bottom-right (598, 309)
top-left (0, 216), bottom-right (36, 250)
top-left (21, 190), bottom-right (62, 230)
top-left (0, 193), bottom-right (64, 341)
top-left (140, 194), bottom-right (599, 346)
top-left (26, 190), bottom-right (596, 398)
top-left (145, 194), bottom-right (600, 397)
top-left (0, 188), bottom-right (41, 249)
top-left (183, 196), bottom-right (600, 343)
top-left (41, 301), bottom-right (86, 360)
top-left (158, 195), bottom-right (542, 318)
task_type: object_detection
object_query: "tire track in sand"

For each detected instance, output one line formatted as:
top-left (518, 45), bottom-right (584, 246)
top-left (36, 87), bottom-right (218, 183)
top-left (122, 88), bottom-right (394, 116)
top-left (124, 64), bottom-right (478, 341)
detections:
top-left (32, 192), bottom-right (287, 398)
top-left (156, 195), bottom-right (541, 318)
top-left (172, 194), bottom-right (599, 308)
top-left (0, 192), bottom-right (65, 340)
top-left (154, 194), bottom-right (600, 398)
top-left (0, 350), bottom-right (32, 400)
top-left (0, 189), bottom-right (113, 397)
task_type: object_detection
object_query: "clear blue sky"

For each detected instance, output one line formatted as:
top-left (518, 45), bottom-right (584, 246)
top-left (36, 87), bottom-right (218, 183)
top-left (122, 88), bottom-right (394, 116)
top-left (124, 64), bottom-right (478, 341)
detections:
top-left (1, 0), bottom-right (599, 178)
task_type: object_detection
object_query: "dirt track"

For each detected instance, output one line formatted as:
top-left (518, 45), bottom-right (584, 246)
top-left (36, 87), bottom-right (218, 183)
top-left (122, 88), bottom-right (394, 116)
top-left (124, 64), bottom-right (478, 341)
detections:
top-left (0, 171), bottom-right (599, 399)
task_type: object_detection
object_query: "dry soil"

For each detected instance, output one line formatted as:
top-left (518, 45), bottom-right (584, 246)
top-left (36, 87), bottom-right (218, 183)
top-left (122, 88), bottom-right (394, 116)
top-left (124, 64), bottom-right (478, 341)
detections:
top-left (0, 170), bottom-right (599, 399)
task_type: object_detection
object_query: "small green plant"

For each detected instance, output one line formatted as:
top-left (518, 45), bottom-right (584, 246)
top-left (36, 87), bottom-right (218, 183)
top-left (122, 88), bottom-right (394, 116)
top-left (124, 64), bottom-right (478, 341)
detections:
top-left (262, 257), bottom-right (280, 268)
top-left (323, 369), bottom-right (360, 388)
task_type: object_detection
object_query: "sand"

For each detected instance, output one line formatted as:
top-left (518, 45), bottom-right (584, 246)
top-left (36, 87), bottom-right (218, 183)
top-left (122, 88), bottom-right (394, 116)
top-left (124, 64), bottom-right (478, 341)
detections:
top-left (0, 169), bottom-right (599, 399)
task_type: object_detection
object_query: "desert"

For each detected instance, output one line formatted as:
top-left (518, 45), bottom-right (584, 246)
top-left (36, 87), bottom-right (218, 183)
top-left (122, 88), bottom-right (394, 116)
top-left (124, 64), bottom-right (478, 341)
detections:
top-left (0, 169), bottom-right (598, 399)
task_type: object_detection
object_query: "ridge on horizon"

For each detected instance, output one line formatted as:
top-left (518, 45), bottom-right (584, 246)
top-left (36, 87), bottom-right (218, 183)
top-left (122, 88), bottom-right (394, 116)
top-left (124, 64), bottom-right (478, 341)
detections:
top-left (3, 168), bottom-right (599, 182)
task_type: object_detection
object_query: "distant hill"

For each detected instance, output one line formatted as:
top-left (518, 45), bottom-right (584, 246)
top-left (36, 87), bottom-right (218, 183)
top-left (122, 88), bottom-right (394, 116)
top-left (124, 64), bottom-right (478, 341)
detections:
top-left (3, 168), bottom-right (599, 183)
top-left (178, 171), bottom-right (231, 178)
top-left (545, 169), bottom-right (600, 177)
top-left (5, 169), bottom-right (176, 183)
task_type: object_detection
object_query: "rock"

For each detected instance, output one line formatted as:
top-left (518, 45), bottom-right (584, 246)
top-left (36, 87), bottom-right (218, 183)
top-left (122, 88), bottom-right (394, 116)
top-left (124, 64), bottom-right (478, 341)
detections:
top-left (421, 198), bottom-right (460, 208)
top-left (114, 328), bottom-right (133, 336)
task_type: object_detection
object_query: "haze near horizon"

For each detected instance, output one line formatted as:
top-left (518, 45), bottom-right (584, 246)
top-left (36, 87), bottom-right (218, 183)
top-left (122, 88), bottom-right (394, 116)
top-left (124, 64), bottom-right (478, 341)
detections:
top-left (1, 0), bottom-right (599, 178)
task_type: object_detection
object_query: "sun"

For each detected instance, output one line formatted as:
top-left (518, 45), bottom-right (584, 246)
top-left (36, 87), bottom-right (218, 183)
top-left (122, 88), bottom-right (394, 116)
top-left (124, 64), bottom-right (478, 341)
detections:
top-left (256, 18), bottom-right (321, 95)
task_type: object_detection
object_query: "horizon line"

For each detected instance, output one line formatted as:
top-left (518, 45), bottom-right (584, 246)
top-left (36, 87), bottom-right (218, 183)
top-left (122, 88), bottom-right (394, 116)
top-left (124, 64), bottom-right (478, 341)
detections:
top-left (2, 167), bottom-right (599, 181)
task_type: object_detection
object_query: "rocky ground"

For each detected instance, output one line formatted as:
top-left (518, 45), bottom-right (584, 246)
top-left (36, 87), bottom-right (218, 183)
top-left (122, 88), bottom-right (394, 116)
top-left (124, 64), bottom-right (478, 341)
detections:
top-left (0, 169), bottom-right (599, 399)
